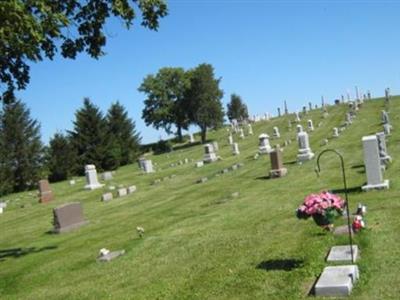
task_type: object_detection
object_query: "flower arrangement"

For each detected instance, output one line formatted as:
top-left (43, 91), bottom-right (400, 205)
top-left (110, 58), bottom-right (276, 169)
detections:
top-left (352, 215), bottom-right (365, 232)
top-left (296, 191), bottom-right (345, 228)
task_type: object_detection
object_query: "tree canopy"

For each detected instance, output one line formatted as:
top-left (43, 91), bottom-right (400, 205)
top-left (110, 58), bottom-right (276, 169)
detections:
top-left (227, 94), bottom-right (249, 121)
top-left (0, 0), bottom-right (168, 102)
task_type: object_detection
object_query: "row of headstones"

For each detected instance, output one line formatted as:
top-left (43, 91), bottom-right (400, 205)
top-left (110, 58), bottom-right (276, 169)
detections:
top-left (101, 185), bottom-right (137, 202)
top-left (196, 163), bottom-right (245, 184)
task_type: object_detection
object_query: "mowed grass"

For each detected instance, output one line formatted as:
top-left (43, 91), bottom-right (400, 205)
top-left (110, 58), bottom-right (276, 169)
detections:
top-left (1, 98), bottom-right (400, 299)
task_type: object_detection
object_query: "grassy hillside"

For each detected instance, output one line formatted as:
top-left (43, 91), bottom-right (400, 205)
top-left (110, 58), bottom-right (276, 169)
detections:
top-left (1, 98), bottom-right (400, 299)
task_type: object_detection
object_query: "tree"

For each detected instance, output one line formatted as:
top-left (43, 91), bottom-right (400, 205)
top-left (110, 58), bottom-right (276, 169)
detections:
top-left (185, 64), bottom-right (224, 143)
top-left (139, 67), bottom-right (190, 141)
top-left (227, 94), bottom-right (249, 121)
top-left (47, 132), bottom-right (76, 182)
top-left (106, 101), bottom-right (141, 165)
top-left (0, 0), bottom-right (168, 103)
top-left (69, 98), bottom-right (118, 174)
top-left (0, 100), bottom-right (44, 195)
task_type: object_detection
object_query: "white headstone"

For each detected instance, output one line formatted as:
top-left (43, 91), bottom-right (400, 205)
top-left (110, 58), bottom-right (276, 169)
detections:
top-left (232, 143), bottom-right (240, 155)
top-left (361, 135), bottom-right (389, 191)
top-left (101, 193), bottom-right (113, 202)
top-left (345, 113), bottom-right (352, 125)
top-left (203, 144), bottom-right (218, 163)
top-left (297, 131), bottom-right (314, 162)
top-left (307, 120), bottom-right (314, 131)
top-left (127, 185), bottom-right (137, 194)
top-left (383, 123), bottom-right (391, 136)
top-left (212, 141), bottom-right (219, 152)
top-left (295, 112), bottom-right (301, 122)
top-left (239, 128), bottom-right (245, 139)
top-left (272, 126), bottom-right (280, 138)
top-left (258, 134), bottom-right (272, 154)
top-left (142, 160), bottom-right (154, 173)
top-left (84, 165), bottom-right (104, 190)
top-left (382, 110), bottom-right (390, 124)
top-left (117, 188), bottom-right (128, 197)
top-left (189, 133), bottom-right (195, 143)
top-left (248, 124), bottom-right (253, 135)
top-left (296, 124), bottom-right (303, 133)
top-left (228, 134), bottom-right (233, 145)
top-left (195, 161), bottom-right (204, 168)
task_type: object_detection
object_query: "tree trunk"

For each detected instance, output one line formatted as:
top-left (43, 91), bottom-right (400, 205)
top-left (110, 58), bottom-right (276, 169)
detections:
top-left (201, 126), bottom-right (207, 144)
top-left (176, 125), bottom-right (183, 142)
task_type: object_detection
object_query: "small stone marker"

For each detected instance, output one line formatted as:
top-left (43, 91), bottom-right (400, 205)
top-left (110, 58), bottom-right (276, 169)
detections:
top-left (383, 123), bottom-right (391, 136)
top-left (228, 134), bottom-right (233, 145)
top-left (248, 124), bottom-right (253, 135)
top-left (232, 143), bottom-right (240, 155)
top-left (269, 145), bottom-right (287, 178)
top-left (203, 144), bottom-right (218, 163)
top-left (101, 193), bottom-right (113, 202)
top-left (197, 177), bottom-right (208, 184)
top-left (84, 165), bottom-right (104, 190)
top-left (38, 179), bottom-right (54, 203)
top-left (361, 135), bottom-right (389, 191)
top-left (272, 126), bottom-right (280, 138)
top-left (52, 202), bottom-right (87, 233)
top-left (334, 225), bottom-right (354, 236)
top-left (117, 188), bottom-right (128, 197)
top-left (101, 172), bottom-right (113, 181)
top-left (296, 131), bottom-right (314, 162)
top-left (69, 180), bottom-right (76, 186)
top-left (212, 141), bottom-right (219, 152)
top-left (98, 249), bottom-right (125, 262)
top-left (327, 245), bottom-right (359, 262)
top-left (333, 127), bottom-right (339, 138)
top-left (295, 112), bottom-right (301, 122)
top-left (259, 134), bottom-right (272, 154)
top-left (189, 133), bottom-right (195, 143)
top-left (195, 161), bottom-right (204, 168)
top-left (315, 265), bottom-right (359, 297)
top-left (127, 185), bottom-right (137, 194)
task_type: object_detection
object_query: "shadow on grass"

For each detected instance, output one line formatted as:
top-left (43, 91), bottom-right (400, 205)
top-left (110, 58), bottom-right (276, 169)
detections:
top-left (173, 141), bottom-right (202, 151)
top-left (255, 176), bottom-right (271, 180)
top-left (256, 259), bottom-right (304, 272)
top-left (0, 246), bottom-right (57, 261)
top-left (330, 186), bottom-right (363, 194)
top-left (284, 160), bottom-right (297, 165)
top-left (351, 164), bottom-right (364, 169)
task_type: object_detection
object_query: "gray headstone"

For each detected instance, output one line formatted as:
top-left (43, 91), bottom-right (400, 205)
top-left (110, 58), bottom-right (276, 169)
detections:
top-left (315, 265), bottom-right (359, 297)
top-left (327, 245), bottom-right (359, 262)
top-left (101, 193), bottom-right (113, 202)
top-left (53, 202), bottom-right (87, 233)
top-left (84, 165), bottom-right (104, 190)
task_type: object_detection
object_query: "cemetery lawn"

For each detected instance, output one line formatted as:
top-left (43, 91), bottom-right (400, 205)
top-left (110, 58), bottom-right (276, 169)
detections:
top-left (1, 98), bottom-right (400, 299)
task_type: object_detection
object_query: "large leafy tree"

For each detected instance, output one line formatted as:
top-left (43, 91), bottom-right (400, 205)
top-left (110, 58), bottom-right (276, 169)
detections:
top-left (227, 94), bottom-right (249, 121)
top-left (185, 64), bottom-right (224, 143)
top-left (0, 0), bottom-right (168, 103)
top-left (69, 98), bottom-right (118, 174)
top-left (106, 101), bottom-right (141, 166)
top-left (139, 67), bottom-right (190, 141)
top-left (47, 132), bottom-right (76, 182)
top-left (0, 100), bottom-right (44, 195)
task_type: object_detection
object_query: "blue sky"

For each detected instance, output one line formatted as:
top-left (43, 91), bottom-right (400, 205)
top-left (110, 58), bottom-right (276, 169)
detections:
top-left (17, 0), bottom-right (400, 144)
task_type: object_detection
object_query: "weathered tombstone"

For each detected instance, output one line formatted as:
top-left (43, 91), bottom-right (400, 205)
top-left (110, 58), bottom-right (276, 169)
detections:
top-left (143, 160), bottom-right (154, 173)
top-left (315, 265), bottom-right (359, 297)
top-left (295, 112), bottom-right (301, 122)
top-left (376, 132), bottom-right (392, 165)
top-left (296, 131), bottom-right (314, 162)
top-left (69, 180), bottom-right (76, 186)
top-left (138, 157), bottom-right (146, 170)
top-left (195, 161), bottom-right (204, 168)
top-left (381, 110), bottom-right (390, 125)
top-left (269, 145), bottom-right (287, 178)
top-left (212, 141), bottom-right (219, 152)
top-left (334, 99), bottom-right (340, 105)
top-left (307, 120), bottom-right (314, 132)
top-left (272, 126), bottom-right (280, 138)
top-left (203, 144), bottom-right (218, 163)
top-left (38, 179), bottom-right (54, 203)
top-left (296, 124), bottom-right (303, 133)
top-left (247, 124), bottom-right (253, 135)
top-left (228, 134), bottom-right (233, 145)
top-left (84, 165), bottom-right (104, 190)
top-left (239, 128), bottom-right (245, 139)
top-left (385, 87), bottom-right (390, 101)
top-left (127, 186), bottom-right (137, 194)
top-left (101, 193), bottom-right (113, 202)
top-left (284, 100), bottom-right (288, 115)
top-left (189, 133), bottom-right (195, 143)
top-left (308, 102), bottom-right (312, 111)
top-left (345, 112), bottom-right (352, 125)
top-left (333, 127), bottom-right (339, 138)
top-left (52, 202), bottom-right (87, 233)
top-left (327, 245), bottom-right (359, 263)
top-left (361, 135), bottom-right (389, 191)
top-left (258, 134), bottom-right (272, 154)
top-left (117, 188), bottom-right (128, 197)
top-left (232, 143), bottom-right (240, 155)
top-left (277, 107), bottom-right (281, 117)
top-left (101, 172), bottom-right (113, 181)
top-left (383, 123), bottom-right (391, 136)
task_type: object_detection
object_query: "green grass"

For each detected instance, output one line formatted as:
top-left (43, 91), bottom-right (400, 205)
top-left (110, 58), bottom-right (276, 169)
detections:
top-left (1, 98), bottom-right (400, 299)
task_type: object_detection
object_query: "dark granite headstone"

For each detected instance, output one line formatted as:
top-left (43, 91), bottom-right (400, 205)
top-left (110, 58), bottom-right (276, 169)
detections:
top-left (38, 179), bottom-right (54, 203)
top-left (52, 202), bottom-right (87, 233)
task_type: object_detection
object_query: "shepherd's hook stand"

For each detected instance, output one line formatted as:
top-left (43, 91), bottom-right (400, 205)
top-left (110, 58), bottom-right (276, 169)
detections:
top-left (315, 149), bottom-right (355, 263)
